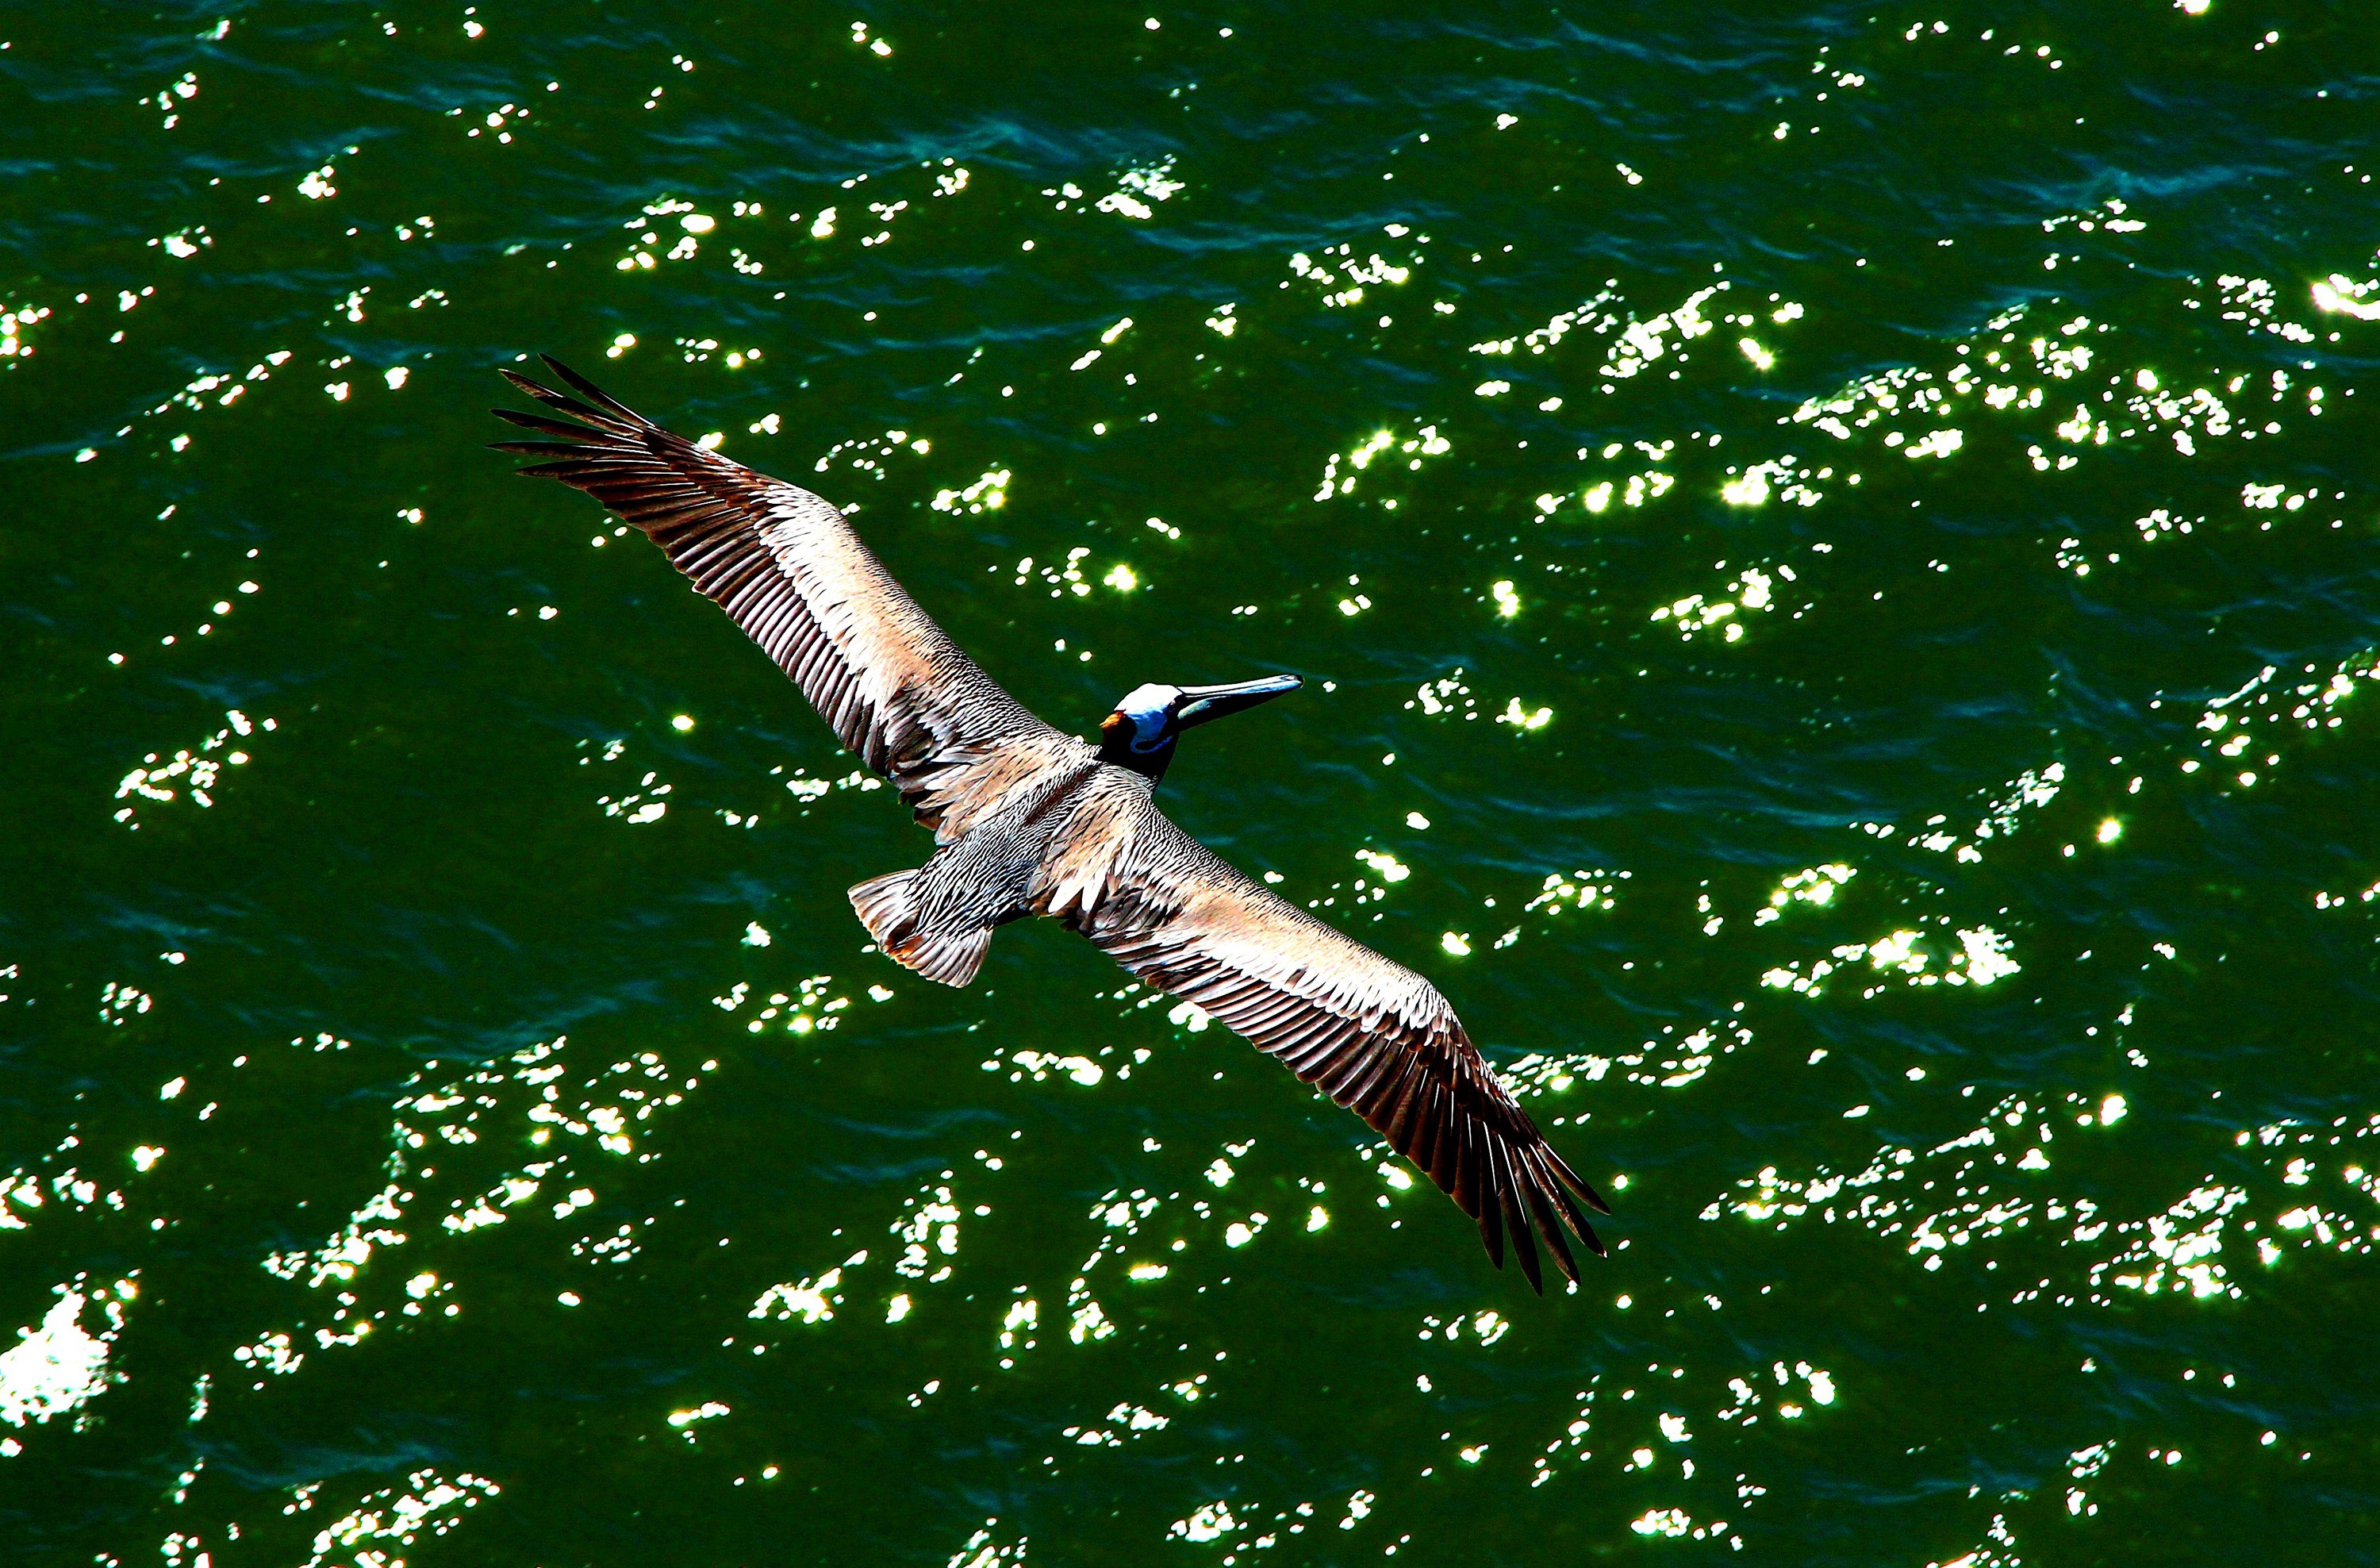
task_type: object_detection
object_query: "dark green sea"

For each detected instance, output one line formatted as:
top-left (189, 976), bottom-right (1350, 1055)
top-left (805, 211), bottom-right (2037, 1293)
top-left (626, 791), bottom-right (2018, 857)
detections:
top-left (6, 2), bottom-right (2378, 1562)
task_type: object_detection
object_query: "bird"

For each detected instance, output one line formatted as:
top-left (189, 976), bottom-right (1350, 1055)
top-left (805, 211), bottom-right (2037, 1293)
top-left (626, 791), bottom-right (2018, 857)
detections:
top-left (491, 356), bottom-right (1609, 1289)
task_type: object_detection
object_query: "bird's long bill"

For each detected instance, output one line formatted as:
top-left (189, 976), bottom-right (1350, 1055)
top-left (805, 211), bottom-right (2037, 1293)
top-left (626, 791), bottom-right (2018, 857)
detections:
top-left (1175, 674), bottom-right (1303, 729)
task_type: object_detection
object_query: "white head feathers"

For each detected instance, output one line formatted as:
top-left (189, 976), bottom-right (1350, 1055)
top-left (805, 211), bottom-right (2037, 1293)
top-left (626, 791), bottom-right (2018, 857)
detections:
top-left (1113, 683), bottom-right (1180, 752)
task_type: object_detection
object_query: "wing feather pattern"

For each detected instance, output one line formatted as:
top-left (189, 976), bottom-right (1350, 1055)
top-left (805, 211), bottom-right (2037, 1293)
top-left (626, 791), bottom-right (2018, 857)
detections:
top-left (1037, 774), bottom-right (1609, 1289)
top-left (492, 359), bottom-right (1085, 838)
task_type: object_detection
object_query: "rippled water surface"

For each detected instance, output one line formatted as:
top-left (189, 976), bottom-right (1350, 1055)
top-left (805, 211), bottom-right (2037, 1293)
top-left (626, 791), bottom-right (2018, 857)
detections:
top-left (7, 3), bottom-right (2380, 1562)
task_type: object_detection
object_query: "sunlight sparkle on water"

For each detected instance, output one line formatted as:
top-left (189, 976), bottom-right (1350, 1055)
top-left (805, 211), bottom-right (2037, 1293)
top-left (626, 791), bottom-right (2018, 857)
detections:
top-left (21, 9), bottom-right (2380, 1560)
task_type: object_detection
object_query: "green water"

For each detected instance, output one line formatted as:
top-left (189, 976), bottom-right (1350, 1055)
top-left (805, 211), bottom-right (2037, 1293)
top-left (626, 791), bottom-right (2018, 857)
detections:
top-left (6, 2), bottom-right (2378, 1562)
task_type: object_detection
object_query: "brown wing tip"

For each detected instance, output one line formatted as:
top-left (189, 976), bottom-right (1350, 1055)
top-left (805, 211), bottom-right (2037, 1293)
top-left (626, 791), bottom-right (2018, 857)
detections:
top-left (539, 353), bottom-right (643, 421)
top-left (1373, 1110), bottom-right (1608, 1289)
top-left (1480, 1147), bottom-right (1610, 1291)
top-left (1541, 1147), bottom-right (1614, 1216)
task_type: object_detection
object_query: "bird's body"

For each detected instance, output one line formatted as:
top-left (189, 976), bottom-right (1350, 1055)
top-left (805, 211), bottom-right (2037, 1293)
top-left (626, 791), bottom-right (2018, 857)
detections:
top-left (493, 357), bottom-right (1609, 1289)
top-left (851, 744), bottom-right (1106, 986)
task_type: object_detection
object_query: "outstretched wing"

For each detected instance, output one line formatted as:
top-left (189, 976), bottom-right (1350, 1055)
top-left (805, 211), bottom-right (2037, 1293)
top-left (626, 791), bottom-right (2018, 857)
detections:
top-left (493, 358), bottom-right (1086, 840)
top-left (1034, 772), bottom-right (1608, 1290)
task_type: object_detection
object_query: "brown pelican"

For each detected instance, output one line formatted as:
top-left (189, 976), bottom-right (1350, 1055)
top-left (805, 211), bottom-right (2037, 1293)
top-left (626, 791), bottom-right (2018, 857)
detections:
top-left (493, 358), bottom-right (1609, 1289)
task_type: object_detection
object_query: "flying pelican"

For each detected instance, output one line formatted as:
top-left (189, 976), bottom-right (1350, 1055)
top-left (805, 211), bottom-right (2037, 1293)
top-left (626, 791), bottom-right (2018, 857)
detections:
top-left (492, 358), bottom-right (1608, 1289)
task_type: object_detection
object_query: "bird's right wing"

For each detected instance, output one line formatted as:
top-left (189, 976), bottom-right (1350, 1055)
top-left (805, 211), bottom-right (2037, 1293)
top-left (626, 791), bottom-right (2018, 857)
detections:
top-left (493, 358), bottom-right (1084, 841)
top-left (1035, 773), bottom-right (1607, 1290)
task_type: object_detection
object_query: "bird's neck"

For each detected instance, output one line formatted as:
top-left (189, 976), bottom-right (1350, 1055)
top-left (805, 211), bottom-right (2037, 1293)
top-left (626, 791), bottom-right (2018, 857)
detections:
top-left (1096, 732), bottom-right (1173, 783)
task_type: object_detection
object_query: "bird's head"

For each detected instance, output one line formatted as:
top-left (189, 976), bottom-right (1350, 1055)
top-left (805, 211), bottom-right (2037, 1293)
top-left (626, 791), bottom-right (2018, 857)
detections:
top-left (1096, 674), bottom-right (1303, 782)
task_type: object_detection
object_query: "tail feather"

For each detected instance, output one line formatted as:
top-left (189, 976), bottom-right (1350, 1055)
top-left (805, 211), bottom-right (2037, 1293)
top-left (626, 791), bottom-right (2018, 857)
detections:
top-left (849, 871), bottom-right (993, 988)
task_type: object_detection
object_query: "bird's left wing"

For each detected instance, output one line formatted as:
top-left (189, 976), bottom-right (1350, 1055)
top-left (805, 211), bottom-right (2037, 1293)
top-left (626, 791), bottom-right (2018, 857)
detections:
top-left (493, 358), bottom-right (1081, 842)
top-left (1035, 773), bottom-right (1608, 1290)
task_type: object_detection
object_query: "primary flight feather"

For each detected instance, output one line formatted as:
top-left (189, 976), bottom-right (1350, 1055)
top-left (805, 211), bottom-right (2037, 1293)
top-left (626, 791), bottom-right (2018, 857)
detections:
top-left (492, 357), bottom-right (1609, 1289)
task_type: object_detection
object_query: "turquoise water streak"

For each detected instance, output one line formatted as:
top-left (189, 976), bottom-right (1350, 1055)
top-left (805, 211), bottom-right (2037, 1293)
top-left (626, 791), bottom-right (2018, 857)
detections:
top-left (5, 2), bottom-right (2378, 1561)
